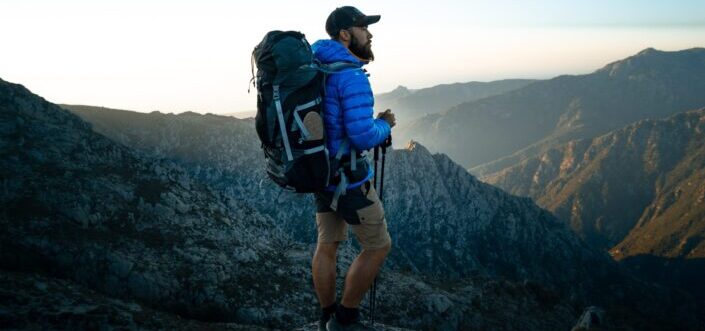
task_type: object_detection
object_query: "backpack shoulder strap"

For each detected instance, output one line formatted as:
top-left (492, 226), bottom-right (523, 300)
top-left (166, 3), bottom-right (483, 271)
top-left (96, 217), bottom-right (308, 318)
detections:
top-left (317, 61), bottom-right (360, 74)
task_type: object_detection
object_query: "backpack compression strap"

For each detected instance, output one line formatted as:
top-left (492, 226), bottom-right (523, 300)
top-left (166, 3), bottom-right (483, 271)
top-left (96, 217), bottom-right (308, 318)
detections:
top-left (273, 85), bottom-right (294, 161)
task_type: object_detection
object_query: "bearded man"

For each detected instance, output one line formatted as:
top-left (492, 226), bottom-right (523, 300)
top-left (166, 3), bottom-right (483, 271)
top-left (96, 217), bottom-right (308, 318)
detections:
top-left (310, 6), bottom-right (397, 331)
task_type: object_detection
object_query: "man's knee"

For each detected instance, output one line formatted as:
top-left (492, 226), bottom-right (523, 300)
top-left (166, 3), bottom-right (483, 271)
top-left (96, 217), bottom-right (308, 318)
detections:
top-left (316, 241), bottom-right (340, 258)
top-left (363, 241), bottom-right (391, 257)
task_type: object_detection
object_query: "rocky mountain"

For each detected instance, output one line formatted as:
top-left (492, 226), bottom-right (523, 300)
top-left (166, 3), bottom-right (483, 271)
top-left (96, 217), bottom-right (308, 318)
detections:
top-left (63, 103), bottom-right (705, 329)
top-left (2, 81), bottom-right (606, 330)
top-left (482, 108), bottom-right (705, 302)
top-left (374, 79), bottom-right (535, 124)
top-left (396, 48), bottom-right (705, 171)
top-left (9, 79), bottom-right (500, 329)
top-left (64, 104), bottom-right (319, 244)
top-left (0, 78), bottom-right (700, 329)
top-left (0, 78), bottom-right (318, 329)
top-left (482, 109), bottom-right (705, 253)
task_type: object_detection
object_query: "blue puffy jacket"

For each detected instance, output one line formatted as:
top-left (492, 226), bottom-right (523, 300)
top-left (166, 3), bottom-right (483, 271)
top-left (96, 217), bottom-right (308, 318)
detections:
top-left (311, 39), bottom-right (391, 188)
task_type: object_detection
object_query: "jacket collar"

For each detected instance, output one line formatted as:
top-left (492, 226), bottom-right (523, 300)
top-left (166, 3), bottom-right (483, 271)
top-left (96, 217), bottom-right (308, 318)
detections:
top-left (311, 39), bottom-right (366, 67)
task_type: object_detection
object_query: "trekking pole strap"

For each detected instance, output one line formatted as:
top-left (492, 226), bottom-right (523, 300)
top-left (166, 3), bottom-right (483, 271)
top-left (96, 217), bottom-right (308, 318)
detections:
top-left (330, 172), bottom-right (348, 211)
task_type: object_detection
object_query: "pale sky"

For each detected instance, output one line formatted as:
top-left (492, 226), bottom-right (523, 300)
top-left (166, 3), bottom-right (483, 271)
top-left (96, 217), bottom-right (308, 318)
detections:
top-left (1, 0), bottom-right (705, 114)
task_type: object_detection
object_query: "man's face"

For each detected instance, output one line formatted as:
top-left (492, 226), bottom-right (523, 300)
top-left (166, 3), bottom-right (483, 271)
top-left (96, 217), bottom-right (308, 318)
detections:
top-left (348, 25), bottom-right (374, 61)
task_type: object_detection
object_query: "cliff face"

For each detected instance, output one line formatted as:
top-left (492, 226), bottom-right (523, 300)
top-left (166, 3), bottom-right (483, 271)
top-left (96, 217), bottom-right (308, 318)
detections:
top-left (382, 142), bottom-right (607, 287)
top-left (483, 109), bottom-right (705, 257)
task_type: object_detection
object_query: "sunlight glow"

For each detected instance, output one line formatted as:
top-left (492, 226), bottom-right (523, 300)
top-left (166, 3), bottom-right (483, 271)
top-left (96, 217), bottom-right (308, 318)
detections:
top-left (1, 0), bottom-right (704, 114)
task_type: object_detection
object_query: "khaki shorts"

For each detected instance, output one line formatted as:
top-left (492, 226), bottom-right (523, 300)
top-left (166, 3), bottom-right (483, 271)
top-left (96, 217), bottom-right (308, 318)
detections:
top-left (314, 180), bottom-right (391, 250)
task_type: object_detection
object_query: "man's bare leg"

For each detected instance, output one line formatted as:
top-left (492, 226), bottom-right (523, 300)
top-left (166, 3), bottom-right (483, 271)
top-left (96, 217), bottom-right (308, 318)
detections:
top-left (312, 241), bottom-right (340, 308)
top-left (340, 242), bottom-right (391, 308)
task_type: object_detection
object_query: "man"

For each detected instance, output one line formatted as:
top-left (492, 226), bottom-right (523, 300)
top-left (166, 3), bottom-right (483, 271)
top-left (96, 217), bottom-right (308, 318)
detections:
top-left (310, 6), bottom-right (396, 331)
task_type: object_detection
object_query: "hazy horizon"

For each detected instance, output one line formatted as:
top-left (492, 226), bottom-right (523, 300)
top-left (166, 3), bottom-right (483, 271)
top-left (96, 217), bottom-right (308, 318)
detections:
top-left (2, 0), bottom-right (705, 114)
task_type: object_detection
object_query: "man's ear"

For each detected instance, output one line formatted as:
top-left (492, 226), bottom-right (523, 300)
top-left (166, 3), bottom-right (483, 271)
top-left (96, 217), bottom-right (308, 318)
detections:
top-left (338, 29), bottom-right (351, 42)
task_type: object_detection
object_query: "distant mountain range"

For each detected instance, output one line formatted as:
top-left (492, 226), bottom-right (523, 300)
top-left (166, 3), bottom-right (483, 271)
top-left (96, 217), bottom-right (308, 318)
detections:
top-left (219, 110), bottom-right (256, 119)
top-left (396, 48), bottom-right (705, 171)
top-left (374, 79), bottom-right (535, 125)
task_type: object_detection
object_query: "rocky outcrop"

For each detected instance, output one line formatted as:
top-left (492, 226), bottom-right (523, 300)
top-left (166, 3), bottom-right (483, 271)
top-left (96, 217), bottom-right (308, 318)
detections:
top-left (384, 142), bottom-right (607, 287)
top-left (571, 306), bottom-right (607, 331)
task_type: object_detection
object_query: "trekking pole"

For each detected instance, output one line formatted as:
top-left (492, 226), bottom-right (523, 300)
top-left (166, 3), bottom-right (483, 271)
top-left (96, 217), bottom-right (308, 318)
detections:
top-left (373, 146), bottom-right (379, 189)
top-left (370, 145), bottom-right (379, 325)
top-left (379, 136), bottom-right (390, 200)
top-left (370, 135), bottom-right (391, 325)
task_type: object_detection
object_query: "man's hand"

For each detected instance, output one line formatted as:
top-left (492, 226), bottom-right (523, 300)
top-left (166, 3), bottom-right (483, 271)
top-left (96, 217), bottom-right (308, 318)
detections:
top-left (376, 109), bottom-right (396, 128)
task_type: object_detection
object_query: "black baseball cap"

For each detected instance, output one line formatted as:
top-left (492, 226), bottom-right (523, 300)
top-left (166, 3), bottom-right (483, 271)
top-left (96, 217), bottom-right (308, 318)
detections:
top-left (325, 6), bottom-right (381, 38)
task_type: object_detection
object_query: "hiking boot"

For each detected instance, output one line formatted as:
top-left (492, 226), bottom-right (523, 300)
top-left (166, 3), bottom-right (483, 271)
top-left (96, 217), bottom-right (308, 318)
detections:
top-left (318, 318), bottom-right (328, 331)
top-left (326, 315), bottom-right (379, 331)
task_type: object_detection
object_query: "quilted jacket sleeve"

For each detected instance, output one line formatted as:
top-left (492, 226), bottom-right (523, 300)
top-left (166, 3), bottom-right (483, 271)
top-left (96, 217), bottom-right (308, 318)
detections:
top-left (339, 69), bottom-right (391, 151)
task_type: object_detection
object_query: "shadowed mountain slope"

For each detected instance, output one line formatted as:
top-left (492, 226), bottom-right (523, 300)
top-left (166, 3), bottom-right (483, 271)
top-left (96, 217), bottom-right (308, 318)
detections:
top-left (483, 109), bottom-right (705, 255)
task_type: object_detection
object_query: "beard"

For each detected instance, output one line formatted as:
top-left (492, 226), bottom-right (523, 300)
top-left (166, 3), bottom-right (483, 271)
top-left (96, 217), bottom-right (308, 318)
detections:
top-left (350, 34), bottom-right (374, 61)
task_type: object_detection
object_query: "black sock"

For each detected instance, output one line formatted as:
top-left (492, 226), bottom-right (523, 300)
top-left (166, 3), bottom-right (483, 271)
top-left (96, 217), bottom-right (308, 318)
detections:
top-left (321, 303), bottom-right (337, 321)
top-left (335, 304), bottom-right (360, 325)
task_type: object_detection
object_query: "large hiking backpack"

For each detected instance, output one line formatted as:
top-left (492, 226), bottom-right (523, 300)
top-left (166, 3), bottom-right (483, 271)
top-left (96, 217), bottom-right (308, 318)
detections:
top-left (251, 30), bottom-right (355, 193)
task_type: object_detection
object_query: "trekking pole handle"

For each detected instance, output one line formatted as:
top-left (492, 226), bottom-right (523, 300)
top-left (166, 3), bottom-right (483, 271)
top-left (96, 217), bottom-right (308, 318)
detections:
top-left (381, 135), bottom-right (392, 152)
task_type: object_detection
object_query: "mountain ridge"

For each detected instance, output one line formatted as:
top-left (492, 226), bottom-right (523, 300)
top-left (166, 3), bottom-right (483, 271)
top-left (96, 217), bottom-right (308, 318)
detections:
top-left (374, 79), bottom-right (536, 124)
top-left (397, 47), bottom-right (705, 171)
top-left (482, 108), bottom-right (705, 256)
